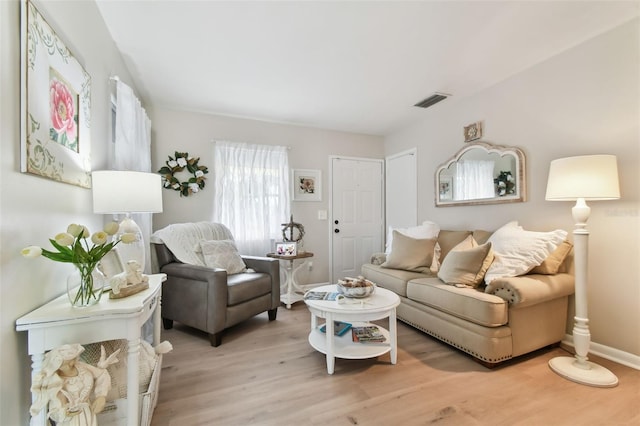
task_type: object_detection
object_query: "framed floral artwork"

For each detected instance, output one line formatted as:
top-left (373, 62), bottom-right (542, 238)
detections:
top-left (20, 0), bottom-right (92, 188)
top-left (292, 169), bottom-right (321, 201)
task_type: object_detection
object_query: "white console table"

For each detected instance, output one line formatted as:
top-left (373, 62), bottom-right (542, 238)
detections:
top-left (16, 273), bottom-right (166, 426)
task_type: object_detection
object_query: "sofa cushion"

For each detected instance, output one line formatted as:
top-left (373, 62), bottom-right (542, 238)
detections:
top-left (437, 242), bottom-right (494, 288)
top-left (361, 263), bottom-right (434, 297)
top-left (530, 240), bottom-right (573, 275)
top-left (484, 221), bottom-right (567, 283)
top-left (381, 230), bottom-right (437, 272)
top-left (407, 278), bottom-right (508, 327)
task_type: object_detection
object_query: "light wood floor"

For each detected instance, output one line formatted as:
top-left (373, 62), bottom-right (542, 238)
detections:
top-left (151, 303), bottom-right (640, 426)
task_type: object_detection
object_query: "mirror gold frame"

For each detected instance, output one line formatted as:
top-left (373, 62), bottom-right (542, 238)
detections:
top-left (435, 142), bottom-right (526, 207)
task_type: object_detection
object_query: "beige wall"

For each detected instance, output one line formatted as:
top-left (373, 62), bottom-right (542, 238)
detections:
top-left (149, 107), bottom-right (384, 284)
top-left (384, 19), bottom-right (640, 359)
top-left (0, 1), bottom-right (137, 424)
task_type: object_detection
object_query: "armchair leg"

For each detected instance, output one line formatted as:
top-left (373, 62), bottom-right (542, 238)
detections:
top-left (268, 308), bottom-right (277, 321)
top-left (209, 332), bottom-right (222, 347)
top-left (162, 318), bottom-right (174, 330)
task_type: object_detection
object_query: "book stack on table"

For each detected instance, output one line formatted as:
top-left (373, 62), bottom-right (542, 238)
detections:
top-left (351, 325), bottom-right (386, 343)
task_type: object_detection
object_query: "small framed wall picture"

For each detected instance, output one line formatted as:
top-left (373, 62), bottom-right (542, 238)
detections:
top-left (463, 121), bottom-right (483, 143)
top-left (276, 241), bottom-right (297, 256)
top-left (292, 169), bottom-right (321, 201)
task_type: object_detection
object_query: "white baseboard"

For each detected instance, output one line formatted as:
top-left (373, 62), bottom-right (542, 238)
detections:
top-left (560, 334), bottom-right (640, 371)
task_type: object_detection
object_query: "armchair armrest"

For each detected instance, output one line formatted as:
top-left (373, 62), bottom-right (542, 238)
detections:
top-left (242, 255), bottom-right (279, 277)
top-left (241, 255), bottom-right (280, 308)
top-left (484, 273), bottom-right (574, 308)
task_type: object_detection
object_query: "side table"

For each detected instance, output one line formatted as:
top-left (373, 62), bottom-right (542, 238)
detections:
top-left (266, 251), bottom-right (314, 309)
top-left (16, 273), bottom-right (166, 426)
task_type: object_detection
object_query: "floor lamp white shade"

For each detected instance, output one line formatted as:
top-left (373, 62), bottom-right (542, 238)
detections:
top-left (545, 154), bottom-right (620, 387)
top-left (92, 171), bottom-right (163, 271)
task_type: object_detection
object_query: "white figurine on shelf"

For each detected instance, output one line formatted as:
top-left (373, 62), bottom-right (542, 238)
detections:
top-left (30, 343), bottom-right (120, 426)
top-left (109, 260), bottom-right (149, 296)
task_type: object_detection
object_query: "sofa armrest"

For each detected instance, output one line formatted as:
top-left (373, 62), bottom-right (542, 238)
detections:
top-left (370, 252), bottom-right (387, 265)
top-left (484, 273), bottom-right (574, 308)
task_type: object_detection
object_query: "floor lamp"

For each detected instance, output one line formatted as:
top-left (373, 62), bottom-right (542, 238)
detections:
top-left (545, 154), bottom-right (620, 387)
top-left (92, 170), bottom-right (163, 271)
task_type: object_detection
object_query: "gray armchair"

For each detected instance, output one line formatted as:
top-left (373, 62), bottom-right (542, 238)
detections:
top-left (152, 223), bottom-right (280, 347)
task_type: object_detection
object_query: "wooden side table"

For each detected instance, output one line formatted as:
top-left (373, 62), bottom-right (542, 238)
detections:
top-left (266, 252), bottom-right (313, 309)
top-left (16, 273), bottom-right (166, 426)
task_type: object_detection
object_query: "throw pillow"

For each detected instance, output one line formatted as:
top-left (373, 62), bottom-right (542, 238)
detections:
top-left (200, 240), bottom-right (246, 275)
top-left (438, 242), bottom-right (494, 287)
top-left (430, 234), bottom-right (477, 273)
top-left (484, 221), bottom-right (567, 284)
top-left (385, 220), bottom-right (440, 255)
top-left (530, 240), bottom-right (573, 275)
top-left (381, 230), bottom-right (437, 271)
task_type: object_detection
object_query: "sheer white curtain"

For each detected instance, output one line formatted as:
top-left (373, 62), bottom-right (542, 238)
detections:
top-left (213, 141), bottom-right (290, 256)
top-left (113, 80), bottom-right (153, 273)
top-left (454, 160), bottom-right (495, 200)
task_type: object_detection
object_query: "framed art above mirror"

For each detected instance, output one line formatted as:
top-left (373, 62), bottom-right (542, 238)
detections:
top-left (435, 142), bottom-right (526, 207)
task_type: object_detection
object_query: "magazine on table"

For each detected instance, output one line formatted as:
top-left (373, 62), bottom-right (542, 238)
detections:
top-left (304, 291), bottom-right (339, 301)
top-left (351, 325), bottom-right (386, 343)
top-left (320, 321), bottom-right (352, 336)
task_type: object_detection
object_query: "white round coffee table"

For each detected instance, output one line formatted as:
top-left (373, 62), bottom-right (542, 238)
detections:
top-left (304, 284), bottom-right (400, 374)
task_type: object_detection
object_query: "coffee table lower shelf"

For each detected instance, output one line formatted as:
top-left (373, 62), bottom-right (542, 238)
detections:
top-left (308, 322), bottom-right (392, 360)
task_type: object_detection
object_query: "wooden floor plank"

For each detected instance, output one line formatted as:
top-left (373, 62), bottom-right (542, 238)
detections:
top-left (151, 303), bottom-right (640, 426)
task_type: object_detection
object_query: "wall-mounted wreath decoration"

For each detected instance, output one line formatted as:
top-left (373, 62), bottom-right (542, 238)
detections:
top-left (158, 151), bottom-right (209, 197)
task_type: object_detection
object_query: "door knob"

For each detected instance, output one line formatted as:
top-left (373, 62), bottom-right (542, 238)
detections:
top-left (334, 229), bottom-right (340, 233)
top-left (334, 220), bottom-right (339, 225)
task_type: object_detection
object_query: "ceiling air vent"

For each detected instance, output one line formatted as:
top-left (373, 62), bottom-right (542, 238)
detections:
top-left (414, 92), bottom-right (450, 109)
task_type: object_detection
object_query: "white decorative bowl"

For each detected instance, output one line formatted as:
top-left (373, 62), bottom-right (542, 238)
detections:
top-left (337, 277), bottom-right (376, 298)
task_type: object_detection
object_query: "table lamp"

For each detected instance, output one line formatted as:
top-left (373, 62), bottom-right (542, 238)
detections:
top-left (92, 170), bottom-right (163, 271)
top-left (545, 154), bottom-right (620, 387)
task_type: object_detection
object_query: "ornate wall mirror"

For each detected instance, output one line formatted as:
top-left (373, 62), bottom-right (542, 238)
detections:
top-left (435, 142), bottom-right (526, 207)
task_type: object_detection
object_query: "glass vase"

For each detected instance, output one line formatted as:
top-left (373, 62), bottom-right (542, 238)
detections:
top-left (67, 263), bottom-right (105, 307)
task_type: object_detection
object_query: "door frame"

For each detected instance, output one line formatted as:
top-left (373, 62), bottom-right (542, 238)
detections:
top-left (328, 155), bottom-right (385, 283)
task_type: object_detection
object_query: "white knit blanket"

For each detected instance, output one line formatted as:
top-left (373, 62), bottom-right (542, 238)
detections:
top-left (151, 222), bottom-right (235, 266)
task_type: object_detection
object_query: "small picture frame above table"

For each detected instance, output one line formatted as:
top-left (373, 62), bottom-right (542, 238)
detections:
top-left (275, 241), bottom-right (297, 256)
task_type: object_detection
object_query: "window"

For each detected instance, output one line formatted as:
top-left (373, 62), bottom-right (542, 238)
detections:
top-left (213, 141), bottom-right (290, 255)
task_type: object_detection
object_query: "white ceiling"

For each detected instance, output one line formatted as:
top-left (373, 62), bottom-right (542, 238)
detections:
top-left (96, 1), bottom-right (639, 136)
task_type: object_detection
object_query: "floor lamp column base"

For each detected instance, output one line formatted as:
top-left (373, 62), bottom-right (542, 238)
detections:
top-left (549, 356), bottom-right (618, 388)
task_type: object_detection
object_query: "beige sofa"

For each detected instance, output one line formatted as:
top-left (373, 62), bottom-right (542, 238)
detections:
top-left (361, 228), bottom-right (575, 366)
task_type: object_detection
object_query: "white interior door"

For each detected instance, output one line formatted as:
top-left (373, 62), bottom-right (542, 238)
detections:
top-left (330, 157), bottom-right (384, 283)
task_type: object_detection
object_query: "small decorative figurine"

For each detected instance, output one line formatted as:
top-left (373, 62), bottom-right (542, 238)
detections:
top-left (109, 260), bottom-right (149, 299)
top-left (30, 343), bottom-right (120, 426)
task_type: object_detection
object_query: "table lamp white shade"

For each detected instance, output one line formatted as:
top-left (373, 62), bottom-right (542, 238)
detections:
top-left (92, 170), bottom-right (163, 214)
top-left (92, 171), bottom-right (163, 271)
top-left (545, 154), bottom-right (620, 388)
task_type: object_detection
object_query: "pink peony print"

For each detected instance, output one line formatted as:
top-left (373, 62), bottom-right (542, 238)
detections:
top-left (49, 78), bottom-right (77, 148)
